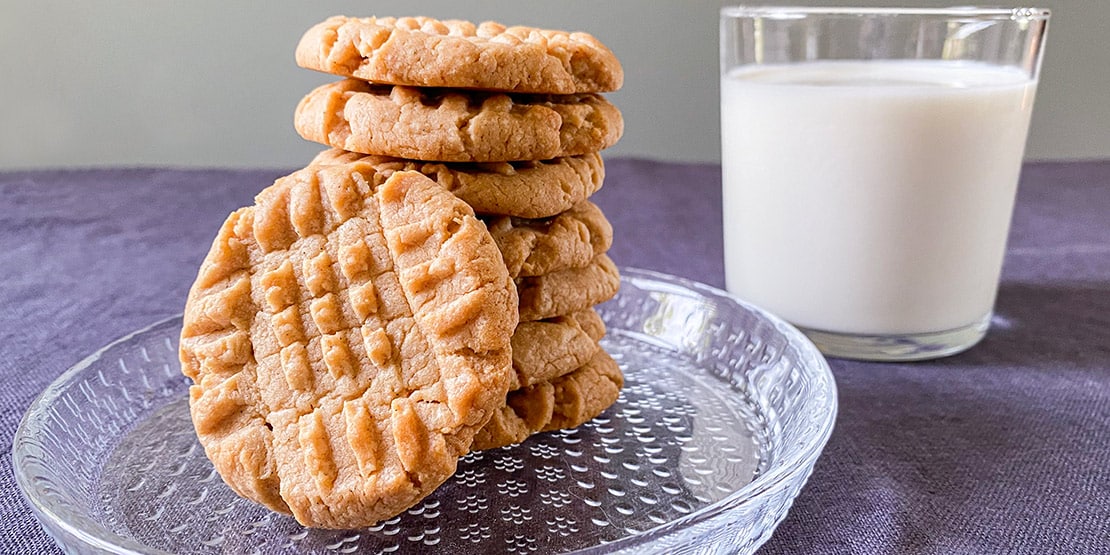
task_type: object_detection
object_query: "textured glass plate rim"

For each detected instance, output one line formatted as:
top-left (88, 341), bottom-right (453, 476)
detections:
top-left (12, 267), bottom-right (838, 555)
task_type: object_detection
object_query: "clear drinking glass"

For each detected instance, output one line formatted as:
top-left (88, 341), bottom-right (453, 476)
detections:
top-left (720, 7), bottom-right (1049, 361)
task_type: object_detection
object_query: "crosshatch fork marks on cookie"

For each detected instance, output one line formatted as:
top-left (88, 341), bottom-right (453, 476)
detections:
top-left (180, 167), bottom-right (518, 529)
top-left (296, 15), bottom-right (624, 94)
top-left (294, 80), bottom-right (623, 163)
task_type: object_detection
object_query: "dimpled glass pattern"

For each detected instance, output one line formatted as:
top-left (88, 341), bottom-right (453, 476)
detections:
top-left (14, 268), bottom-right (836, 554)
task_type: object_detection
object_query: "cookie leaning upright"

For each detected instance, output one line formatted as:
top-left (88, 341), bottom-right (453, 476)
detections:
top-left (179, 166), bottom-right (517, 529)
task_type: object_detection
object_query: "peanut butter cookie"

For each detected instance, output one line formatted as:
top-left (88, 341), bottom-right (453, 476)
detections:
top-left (296, 16), bottom-right (623, 94)
top-left (486, 201), bottom-right (612, 278)
top-left (294, 79), bottom-right (623, 162)
top-left (510, 308), bottom-right (605, 390)
top-left (473, 348), bottom-right (623, 451)
top-left (516, 254), bottom-right (620, 322)
top-left (310, 149), bottom-right (605, 219)
top-left (180, 167), bottom-right (517, 529)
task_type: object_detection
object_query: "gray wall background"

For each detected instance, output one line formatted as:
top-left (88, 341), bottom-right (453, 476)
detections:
top-left (1, 1), bottom-right (1105, 169)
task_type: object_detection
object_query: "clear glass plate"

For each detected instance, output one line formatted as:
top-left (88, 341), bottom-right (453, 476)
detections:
top-left (13, 268), bottom-right (836, 555)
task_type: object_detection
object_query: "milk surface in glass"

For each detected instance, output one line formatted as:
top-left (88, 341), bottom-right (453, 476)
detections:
top-left (721, 60), bottom-right (1037, 335)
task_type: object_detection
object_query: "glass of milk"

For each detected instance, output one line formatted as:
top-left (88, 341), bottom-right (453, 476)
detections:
top-left (720, 7), bottom-right (1050, 361)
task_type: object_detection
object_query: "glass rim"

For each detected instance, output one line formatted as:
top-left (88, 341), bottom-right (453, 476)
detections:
top-left (721, 5), bottom-right (1050, 20)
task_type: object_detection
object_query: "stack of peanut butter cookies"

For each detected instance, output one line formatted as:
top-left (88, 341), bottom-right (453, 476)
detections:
top-left (179, 15), bottom-right (624, 530)
top-left (293, 16), bottom-right (625, 451)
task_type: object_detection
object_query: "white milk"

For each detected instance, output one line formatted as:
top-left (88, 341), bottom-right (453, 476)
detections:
top-left (721, 61), bottom-right (1037, 335)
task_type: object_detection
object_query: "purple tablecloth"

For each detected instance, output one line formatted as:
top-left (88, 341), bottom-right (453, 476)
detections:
top-left (2, 159), bottom-right (1107, 554)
